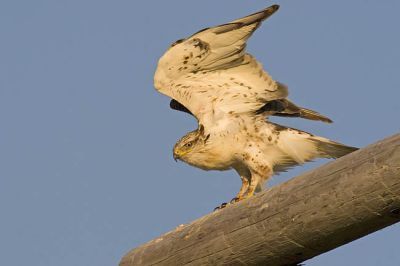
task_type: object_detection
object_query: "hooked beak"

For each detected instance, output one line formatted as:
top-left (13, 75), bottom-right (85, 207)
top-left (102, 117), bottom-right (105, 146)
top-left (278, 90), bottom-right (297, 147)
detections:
top-left (173, 149), bottom-right (187, 162)
top-left (173, 152), bottom-right (180, 162)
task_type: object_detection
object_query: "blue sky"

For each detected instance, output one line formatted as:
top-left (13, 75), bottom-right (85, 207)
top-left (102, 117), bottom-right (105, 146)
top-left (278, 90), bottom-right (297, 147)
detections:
top-left (1, 1), bottom-right (399, 265)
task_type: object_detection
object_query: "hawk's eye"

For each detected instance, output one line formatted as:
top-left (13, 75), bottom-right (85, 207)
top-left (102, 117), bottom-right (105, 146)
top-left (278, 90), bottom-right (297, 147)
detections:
top-left (185, 142), bottom-right (192, 148)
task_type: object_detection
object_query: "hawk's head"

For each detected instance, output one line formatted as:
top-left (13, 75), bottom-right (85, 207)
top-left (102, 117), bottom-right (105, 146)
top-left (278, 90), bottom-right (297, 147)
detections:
top-left (173, 125), bottom-right (210, 162)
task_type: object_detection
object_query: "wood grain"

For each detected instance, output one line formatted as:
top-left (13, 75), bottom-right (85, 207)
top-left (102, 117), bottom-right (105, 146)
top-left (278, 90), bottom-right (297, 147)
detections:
top-left (120, 133), bottom-right (400, 266)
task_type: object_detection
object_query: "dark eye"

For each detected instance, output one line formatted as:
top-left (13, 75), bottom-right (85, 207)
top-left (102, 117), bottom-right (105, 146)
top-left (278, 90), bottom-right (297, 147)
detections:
top-left (185, 142), bottom-right (192, 147)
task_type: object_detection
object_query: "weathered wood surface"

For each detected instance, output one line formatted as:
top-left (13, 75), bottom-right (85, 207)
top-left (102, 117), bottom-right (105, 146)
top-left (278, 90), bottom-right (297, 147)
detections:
top-left (120, 134), bottom-right (400, 266)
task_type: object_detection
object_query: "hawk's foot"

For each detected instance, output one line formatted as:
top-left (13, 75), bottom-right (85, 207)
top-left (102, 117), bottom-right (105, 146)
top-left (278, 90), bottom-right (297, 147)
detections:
top-left (213, 202), bottom-right (228, 211)
top-left (230, 196), bottom-right (245, 204)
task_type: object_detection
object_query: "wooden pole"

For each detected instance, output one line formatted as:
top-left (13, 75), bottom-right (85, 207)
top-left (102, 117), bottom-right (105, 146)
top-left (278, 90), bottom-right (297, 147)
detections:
top-left (120, 134), bottom-right (400, 266)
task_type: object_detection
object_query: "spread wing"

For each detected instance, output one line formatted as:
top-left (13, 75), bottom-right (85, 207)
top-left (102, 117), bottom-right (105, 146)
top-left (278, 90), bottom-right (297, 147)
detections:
top-left (154, 5), bottom-right (285, 124)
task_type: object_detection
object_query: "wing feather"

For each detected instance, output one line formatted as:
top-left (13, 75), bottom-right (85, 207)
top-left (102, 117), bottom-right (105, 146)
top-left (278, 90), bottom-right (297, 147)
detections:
top-left (154, 5), bottom-right (281, 123)
top-left (195, 5), bottom-right (278, 70)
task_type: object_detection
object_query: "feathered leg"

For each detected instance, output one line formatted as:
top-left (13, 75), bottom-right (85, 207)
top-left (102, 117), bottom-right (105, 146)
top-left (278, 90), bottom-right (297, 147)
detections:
top-left (245, 175), bottom-right (260, 198)
top-left (243, 160), bottom-right (272, 199)
top-left (230, 175), bottom-right (249, 203)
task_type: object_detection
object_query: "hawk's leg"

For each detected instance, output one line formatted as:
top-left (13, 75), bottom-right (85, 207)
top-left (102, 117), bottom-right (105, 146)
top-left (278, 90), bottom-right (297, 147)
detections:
top-left (230, 175), bottom-right (249, 204)
top-left (245, 174), bottom-right (262, 199)
top-left (244, 166), bottom-right (272, 199)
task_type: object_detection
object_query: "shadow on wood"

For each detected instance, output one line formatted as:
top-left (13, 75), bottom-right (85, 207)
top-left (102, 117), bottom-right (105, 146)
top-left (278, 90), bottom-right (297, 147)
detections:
top-left (120, 133), bottom-right (400, 266)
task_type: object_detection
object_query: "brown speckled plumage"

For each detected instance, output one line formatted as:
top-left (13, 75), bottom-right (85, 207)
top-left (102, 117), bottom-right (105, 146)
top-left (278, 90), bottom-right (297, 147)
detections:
top-left (154, 5), bottom-right (357, 206)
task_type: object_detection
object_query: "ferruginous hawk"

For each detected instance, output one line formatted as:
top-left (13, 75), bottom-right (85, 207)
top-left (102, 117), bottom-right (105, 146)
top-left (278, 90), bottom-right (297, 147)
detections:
top-left (154, 5), bottom-right (357, 209)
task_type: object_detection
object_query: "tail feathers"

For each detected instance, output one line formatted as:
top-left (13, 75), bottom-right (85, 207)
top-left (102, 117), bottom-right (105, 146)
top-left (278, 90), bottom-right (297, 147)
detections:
top-left (312, 137), bottom-right (358, 159)
top-left (270, 123), bottom-right (358, 174)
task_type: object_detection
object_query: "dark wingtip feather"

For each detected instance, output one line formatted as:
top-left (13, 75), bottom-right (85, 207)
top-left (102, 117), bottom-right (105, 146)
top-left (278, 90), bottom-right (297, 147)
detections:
top-left (271, 4), bottom-right (280, 12)
top-left (213, 4), bottom-right (280, 35)
top-left (230, 4), bottom-right (280, 27)
top-left (299, 108), bottom-right (333, 123)
top-left (251, 4), bottom-right (280, 22)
